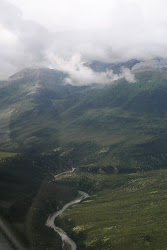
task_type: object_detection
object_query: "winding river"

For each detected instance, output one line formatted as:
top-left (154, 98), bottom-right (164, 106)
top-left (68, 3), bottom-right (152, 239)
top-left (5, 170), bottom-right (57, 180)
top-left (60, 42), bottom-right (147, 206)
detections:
top-left (46, 168), bottom-right (89, 250)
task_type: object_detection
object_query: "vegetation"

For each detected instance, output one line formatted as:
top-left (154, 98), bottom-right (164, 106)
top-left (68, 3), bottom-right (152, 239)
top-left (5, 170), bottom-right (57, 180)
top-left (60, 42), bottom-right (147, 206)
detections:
top-left (1, 69), bottom-right (167, 248)
top-left (1, 70), bottom-right (167, 171)
top-left (55, 170), bottom-right (167, 249)
top-left (0, 152), bottom-right (76, 249)
top-left (0, 151), bottom-right (16, 159)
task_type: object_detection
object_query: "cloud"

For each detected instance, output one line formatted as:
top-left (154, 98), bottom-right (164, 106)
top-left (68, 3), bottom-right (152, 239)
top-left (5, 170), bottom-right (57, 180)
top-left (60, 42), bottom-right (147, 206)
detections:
top-left (1, 0), bottom-right (167, 80)
top-left (47, 53), bottom-right (136, 85)
top-left (121, 67), bottom-right (136, 83)
top-left (0, 0), bottom-right (50, 79)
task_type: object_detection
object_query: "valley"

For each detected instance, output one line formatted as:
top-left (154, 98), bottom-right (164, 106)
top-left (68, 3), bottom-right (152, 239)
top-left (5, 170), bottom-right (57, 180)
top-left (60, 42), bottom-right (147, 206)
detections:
top-left (1, 0), bottom-right (167, 248)
top-left (54, 169), bottom-right (167, 249)
top-left (1, 68), bottom-right (167, 173)
top-left (1, 61), bottom-right (167, 249)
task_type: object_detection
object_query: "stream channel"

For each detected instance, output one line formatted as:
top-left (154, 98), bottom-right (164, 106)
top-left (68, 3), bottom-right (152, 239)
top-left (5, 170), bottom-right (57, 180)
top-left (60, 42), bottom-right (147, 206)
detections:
top-left (46, 168), bottom-right (89, 250)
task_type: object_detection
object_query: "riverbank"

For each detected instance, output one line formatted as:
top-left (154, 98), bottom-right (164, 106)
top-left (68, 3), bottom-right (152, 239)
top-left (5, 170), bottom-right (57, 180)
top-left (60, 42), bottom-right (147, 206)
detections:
top-left (52, 170), bottom-right (167, 249)
top-left (46, 169), bottom-right (89, 250)
top-left (0, 153), bottom-right (77, 249)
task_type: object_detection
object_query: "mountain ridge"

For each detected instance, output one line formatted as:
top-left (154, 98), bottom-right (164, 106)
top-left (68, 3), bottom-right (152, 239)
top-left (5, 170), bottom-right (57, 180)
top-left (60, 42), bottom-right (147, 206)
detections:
top-left (0, 66), bottom-right (167, 172)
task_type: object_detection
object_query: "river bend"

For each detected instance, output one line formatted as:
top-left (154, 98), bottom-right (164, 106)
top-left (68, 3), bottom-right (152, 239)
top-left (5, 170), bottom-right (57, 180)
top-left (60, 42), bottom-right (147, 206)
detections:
top-left (46, 168), bottom-right (89, 250)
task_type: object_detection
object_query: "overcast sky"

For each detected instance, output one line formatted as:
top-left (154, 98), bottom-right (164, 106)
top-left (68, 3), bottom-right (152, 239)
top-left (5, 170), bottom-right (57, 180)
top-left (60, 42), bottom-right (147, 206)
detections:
top-left (1, 0), bottom-right (167, 80)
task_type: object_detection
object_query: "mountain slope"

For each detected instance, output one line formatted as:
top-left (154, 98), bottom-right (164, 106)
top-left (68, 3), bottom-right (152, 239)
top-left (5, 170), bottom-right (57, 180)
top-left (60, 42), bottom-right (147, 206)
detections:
top-left (2, 64), bottom-right (167, 250)
top-left (0, 68), bottom-right (89, 151)
top-left (1, 68), bottom-right (167, 172)
top-left (87, 59), bottom-right (140, 73)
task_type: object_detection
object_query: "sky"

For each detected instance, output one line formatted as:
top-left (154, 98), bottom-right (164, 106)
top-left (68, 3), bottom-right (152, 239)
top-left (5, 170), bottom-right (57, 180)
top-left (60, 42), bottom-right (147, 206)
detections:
top-left (0, 0), bottom-right (167, 82)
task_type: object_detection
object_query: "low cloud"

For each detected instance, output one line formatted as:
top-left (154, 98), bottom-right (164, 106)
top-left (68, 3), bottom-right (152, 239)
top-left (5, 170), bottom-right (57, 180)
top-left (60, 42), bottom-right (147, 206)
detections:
top-left (1, 0), bottom-right (167, 80)
top-left (47, 53), bottom-right (136, 85)
top-left (121, 67), bottom-right (136, 83)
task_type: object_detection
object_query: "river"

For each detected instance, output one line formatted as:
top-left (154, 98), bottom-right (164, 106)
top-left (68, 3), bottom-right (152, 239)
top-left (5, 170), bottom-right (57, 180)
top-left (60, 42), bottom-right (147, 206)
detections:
top-left (46, 168), bottom-right (89, 250)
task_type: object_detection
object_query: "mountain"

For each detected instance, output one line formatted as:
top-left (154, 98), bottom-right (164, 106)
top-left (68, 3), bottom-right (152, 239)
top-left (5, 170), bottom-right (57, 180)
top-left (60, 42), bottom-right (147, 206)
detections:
top-left (132, 57), bottom-right (167, 72)
top-left (0, 68), bottom-right (90, 150)
top-left (87, 57), bottom-right (167, 74)
top-left (87, 59), bottom-right (140, 73)
top-left (2, 62), bottom-right (167, 249)
top-left (1, 66), bottom-right (167, 172)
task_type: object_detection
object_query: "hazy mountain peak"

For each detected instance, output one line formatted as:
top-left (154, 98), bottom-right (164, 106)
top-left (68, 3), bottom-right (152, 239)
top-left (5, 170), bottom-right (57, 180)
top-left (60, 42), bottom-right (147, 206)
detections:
top-left (132, 58), bottom-right (167, 72)
top-left (87, 59), bottom-right (141, 74)
top-left (9, 68), bottom-right (66, 81)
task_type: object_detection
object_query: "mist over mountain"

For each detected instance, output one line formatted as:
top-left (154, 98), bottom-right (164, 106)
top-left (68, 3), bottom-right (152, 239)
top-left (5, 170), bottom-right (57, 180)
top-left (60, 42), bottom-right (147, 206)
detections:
top-left (1, 59), bottom-right (167, 172)
top-left (2, 1), bottom-right (167, 249)
top-left (4, 57), bottom-right (167, 87)
top-left (1, 0), bottom-right (167, 79)
top-left (87, 59), bottom-right (141, 73)
top-left (132, 57), bottom-right (167, 72)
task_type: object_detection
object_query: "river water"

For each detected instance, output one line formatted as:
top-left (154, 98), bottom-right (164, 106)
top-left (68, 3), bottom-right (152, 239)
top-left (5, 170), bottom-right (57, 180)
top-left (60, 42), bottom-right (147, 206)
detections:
top-left (46, 168), bottom-right (89, 250)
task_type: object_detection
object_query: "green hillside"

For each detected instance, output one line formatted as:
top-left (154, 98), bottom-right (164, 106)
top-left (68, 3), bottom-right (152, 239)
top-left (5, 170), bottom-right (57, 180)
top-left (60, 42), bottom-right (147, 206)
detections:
top-left (55, 169), bottom-right (167, 250)
top-left (1, 68), bottom-right (167, 249)
top-left (1, 69), bottom-right (167, 172)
